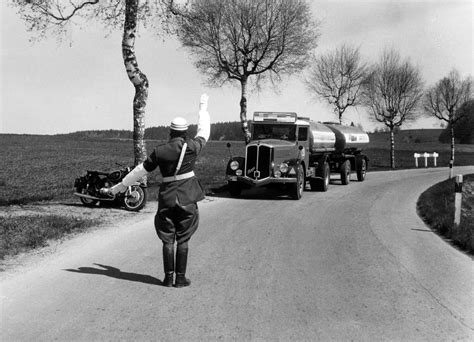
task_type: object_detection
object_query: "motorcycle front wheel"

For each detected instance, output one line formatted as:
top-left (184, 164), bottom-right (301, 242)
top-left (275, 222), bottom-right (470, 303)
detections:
top-left (123, 185), bottom-right (147, 211)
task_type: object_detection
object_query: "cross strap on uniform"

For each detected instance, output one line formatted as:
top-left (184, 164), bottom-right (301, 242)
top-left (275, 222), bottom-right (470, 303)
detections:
top-left (175, 142), bottom-right (187, 176)
top-left (162, 142), bottom-right (194, 183)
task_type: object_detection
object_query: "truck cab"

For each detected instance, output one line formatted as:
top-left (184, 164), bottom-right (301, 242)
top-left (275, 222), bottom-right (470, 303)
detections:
top-left (226, 112), bottom-right (309, 199)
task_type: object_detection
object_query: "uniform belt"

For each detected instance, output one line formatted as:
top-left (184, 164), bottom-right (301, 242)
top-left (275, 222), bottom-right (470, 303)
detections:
top-left (162, 171), bottom-right (195, 183)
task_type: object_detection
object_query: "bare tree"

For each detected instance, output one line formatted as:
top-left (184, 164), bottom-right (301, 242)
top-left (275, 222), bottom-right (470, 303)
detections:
top-left (168, 0), bottom-right (319, 143)
top-left (424, 69), bottom-right (473, 163)
top-left (305, 44), bottom-right (366, 124)
top-left (362, 49), bottom-right (423, 169)
top-left (11, 0), bottom-right (170, 167)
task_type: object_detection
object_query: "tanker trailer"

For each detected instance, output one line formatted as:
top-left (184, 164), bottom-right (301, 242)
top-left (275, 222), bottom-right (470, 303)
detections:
top-left (307, 122), bottom-right (369, 191)
top-left (225, 112), bottom-right (370, 199)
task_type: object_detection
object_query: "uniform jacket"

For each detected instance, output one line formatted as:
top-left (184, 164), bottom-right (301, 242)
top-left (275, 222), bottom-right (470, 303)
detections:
top-left (143, 136), bottom-right (206, 207)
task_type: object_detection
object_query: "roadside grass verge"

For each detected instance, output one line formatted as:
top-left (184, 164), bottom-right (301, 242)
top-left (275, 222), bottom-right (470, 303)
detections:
top-left (417, 174), bottom-right (474, 254)
top-left (0, 215), bottom-right (101, 260)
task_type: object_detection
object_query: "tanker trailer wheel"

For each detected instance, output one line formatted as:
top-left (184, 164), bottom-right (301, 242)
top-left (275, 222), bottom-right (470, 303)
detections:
top-left (340, 160), bottom-right (351, 185)
top-left (310, 162), bottom-right (330, 192)
top-left (356, 158), bottom-right (367, 181)
top-left (290, 164), bottom-right (304, 200)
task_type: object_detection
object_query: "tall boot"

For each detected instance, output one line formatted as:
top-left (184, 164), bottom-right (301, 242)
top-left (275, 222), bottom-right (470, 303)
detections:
top-left (162, 243), bottom-right (174, 287)
top-left (174, 243), bottom-right (191, 288)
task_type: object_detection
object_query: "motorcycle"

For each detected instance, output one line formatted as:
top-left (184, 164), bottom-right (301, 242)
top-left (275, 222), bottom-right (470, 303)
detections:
top-left (73, 164), bottom-right (147, 211)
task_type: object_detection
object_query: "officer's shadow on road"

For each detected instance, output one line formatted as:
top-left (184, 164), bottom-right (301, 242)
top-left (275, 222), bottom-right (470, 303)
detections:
top-left (64, 263), bottom-right (164, 286)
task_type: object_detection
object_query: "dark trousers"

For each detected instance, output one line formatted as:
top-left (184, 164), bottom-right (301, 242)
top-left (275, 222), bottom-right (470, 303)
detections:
top-left (154, 203), bottom-right (199, 244)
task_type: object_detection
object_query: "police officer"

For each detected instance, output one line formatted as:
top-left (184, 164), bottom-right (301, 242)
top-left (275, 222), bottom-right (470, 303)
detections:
top-left (106, 94), bottom-right (210, 288)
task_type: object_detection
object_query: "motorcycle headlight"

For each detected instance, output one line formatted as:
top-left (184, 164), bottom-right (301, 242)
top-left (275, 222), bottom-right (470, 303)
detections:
top-left (230, 160), bottom-right (240, 171)
top-left (279, 163), bottom-right (289, 173)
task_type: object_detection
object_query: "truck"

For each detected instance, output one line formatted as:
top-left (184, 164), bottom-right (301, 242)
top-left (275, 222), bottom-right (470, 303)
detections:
top-left (225, 111), bottom-right (369, 199)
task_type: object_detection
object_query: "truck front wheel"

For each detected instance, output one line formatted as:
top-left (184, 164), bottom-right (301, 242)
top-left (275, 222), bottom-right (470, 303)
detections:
top-left (290, 164), bottom-right (304, 200)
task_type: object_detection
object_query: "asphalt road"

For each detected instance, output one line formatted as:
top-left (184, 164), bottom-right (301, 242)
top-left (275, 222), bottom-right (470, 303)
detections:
top-left (1, 166), bottom-right (474, 341)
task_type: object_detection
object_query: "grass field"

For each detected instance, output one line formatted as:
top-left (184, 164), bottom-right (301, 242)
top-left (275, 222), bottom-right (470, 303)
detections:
top-left (0, 135), bottom-right (234, 205)
top-left (365, 129), bottom-right (474, 170)
top-left (1, 131), bottom-right (473, 205)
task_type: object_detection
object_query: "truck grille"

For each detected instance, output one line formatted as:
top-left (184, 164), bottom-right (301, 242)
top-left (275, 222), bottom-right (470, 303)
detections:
top-left (245, 145), bottom-right (272, 180)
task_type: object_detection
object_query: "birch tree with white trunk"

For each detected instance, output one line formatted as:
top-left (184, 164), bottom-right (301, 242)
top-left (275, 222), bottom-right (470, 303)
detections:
top-left (362, 49), bottom-right (423, 169)
top-left (423, 69), bottom-right (473, 163)
top-left (11, 0), bottom-right (171, 167)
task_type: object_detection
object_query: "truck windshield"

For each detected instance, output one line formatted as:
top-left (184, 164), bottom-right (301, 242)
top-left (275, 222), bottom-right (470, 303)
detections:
top-left (253, 124), bottom-right (296, 141)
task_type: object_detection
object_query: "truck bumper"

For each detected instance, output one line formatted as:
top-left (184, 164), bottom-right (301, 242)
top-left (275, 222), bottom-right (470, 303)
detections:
top-left (227, 175), bottom-right (297, 187)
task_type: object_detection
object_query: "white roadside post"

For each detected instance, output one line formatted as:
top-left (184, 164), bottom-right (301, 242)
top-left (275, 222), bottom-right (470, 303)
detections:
top-left (423, 152), bottom-right (429, 167)
top-left (449, 160), bottom-right (454, 179)
top-left (414, 153), bottom-right (420, 167)
top-left (433, 152), bottom-right (438, 167)
top-left (454, 174), bottom-right (463, 226)
top-left (414, 152), bottom-right (438, 168)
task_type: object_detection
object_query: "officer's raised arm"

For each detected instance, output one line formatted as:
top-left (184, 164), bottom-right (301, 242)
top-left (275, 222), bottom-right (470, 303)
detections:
top-left (196, 93), bottom-right (210, 142)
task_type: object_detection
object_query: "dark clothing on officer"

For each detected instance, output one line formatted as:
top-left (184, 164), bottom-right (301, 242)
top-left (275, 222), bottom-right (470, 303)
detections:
top-left (143, 135), bottom-right (206, 245)
top-left (143, 133), bottom-right (207, 287)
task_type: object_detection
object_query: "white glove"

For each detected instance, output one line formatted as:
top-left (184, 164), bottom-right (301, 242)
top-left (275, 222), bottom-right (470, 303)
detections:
top-left (197, 93), bottom-right (210, 141)
top-left (109, 183), bottom-right (127, 195)
top-left (121, 163), bottom-right (148, 187)
top-left (200, 93), bottom-right (209, 112)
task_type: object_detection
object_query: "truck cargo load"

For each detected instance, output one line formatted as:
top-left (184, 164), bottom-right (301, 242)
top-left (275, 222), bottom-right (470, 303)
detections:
top-left (324, 123), bottom-right (370, 153)
top-left (308, 121), bottom-right (369, 154)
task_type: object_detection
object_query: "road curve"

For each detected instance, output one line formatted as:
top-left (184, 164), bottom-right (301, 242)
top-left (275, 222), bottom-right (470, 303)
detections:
top-left (1, 166), bottom-right (473, 341)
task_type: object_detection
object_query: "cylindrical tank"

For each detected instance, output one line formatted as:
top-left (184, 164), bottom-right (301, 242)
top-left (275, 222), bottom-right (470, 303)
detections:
top-left (324, 123), bottom-right (369, 152)
top-left (308, 122), bottom-right (336, 153)
top-left (308, 122), bottom-right (369, 153)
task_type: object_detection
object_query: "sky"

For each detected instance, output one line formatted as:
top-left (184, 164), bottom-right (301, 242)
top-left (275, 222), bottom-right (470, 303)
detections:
top-left (1, 0), bottom-right (473, 135)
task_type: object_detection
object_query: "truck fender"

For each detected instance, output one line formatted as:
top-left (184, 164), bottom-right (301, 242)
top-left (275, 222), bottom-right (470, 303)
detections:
top-left (226, 156), bottom-right (245, 175)
top-left (287, 159), bottom-right (305, 179)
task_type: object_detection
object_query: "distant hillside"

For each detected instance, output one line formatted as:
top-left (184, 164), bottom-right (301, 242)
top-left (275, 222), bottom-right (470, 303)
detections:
top-left (368, 129), bottom-right (444, 145)
top-left (64, 121), bottom-right (244, 141)
top-left (63, 124), bottom-right (448, 145)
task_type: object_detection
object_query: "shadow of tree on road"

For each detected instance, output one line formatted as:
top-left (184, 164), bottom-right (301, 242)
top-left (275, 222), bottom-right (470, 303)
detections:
top-left (64, 263), bottom-right (163, 286)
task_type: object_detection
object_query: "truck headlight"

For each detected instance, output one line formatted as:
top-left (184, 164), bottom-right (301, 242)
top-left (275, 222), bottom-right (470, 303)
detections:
top-left (236, 169), bottom-right (242, 176)
top-left (230, 160), bottom-right (239, 171)
top-left (274, 170), bottom-right (282, 178)
top-left (279, 163), bottom-right (289, 173)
